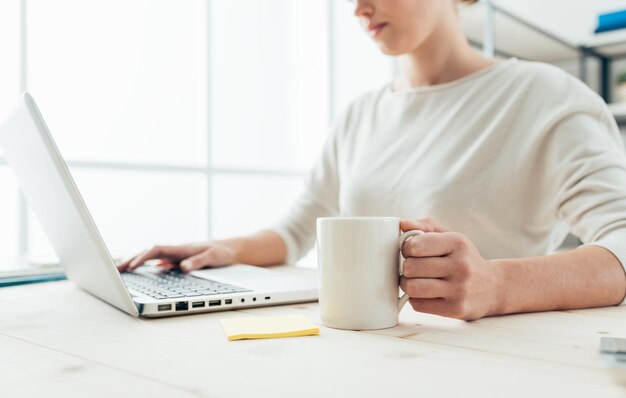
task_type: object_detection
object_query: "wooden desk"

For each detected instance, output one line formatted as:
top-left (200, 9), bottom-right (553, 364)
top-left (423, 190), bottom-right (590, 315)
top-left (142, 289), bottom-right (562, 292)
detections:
top-left (2, 280), bottom-right (626, 397)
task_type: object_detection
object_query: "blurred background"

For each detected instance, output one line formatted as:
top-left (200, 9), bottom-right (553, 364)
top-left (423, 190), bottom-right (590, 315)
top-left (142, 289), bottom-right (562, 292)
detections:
top-left (2, 0), bottom-right (626, 278)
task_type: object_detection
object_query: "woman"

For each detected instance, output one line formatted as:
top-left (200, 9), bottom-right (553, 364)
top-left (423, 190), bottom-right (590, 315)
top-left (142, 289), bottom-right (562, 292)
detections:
top-left (119, 0), bottom-right (626, 320)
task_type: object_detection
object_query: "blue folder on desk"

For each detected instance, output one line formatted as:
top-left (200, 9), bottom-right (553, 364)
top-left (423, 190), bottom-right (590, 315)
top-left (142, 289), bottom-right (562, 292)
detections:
top-left (596, 9), bottom-right (626, 34)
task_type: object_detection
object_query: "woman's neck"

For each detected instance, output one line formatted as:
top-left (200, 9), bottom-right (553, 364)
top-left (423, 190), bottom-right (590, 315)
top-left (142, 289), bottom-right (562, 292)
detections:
top-left (394, 20), bottom-right (497, 90)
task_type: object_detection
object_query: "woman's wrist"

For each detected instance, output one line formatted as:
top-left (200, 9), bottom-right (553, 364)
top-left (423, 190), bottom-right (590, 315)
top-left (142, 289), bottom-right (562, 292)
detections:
top-left (487, 259), bottom-right (510, 317)
top-left (213, 231), bottom-right (288, 266)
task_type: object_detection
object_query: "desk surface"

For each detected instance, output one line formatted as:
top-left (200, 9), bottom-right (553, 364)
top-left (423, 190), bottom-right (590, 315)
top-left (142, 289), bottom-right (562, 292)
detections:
top-left (2, 281), bottom-right (626, 398)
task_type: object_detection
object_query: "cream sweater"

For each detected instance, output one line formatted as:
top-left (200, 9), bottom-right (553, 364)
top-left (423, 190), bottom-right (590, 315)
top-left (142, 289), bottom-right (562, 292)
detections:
top-left (271, 58), bottom-right (626, 293)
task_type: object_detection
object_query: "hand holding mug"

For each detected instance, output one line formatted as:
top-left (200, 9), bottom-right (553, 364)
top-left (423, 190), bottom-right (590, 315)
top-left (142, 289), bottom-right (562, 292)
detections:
top-left (400, 218), bottom-right (501, 321)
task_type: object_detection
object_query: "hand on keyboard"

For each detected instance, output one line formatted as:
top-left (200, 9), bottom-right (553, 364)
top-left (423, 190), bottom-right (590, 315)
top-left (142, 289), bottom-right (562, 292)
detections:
top-left (117, 242), bottom-right (236, 273)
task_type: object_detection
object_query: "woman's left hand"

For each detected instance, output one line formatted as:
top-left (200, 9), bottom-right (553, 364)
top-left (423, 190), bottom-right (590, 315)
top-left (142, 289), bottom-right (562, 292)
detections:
top-left (400, 218), bottom-right (501, 321)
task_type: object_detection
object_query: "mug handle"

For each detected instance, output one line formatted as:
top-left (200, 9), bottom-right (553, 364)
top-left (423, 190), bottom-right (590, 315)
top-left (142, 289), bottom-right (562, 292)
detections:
top-left (398, 230), bottom-right (425, 310)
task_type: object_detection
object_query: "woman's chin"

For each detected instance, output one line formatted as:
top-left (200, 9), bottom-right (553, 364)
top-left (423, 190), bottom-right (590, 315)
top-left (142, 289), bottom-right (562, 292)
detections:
top-left (375, 42), bottom-right (406, 56)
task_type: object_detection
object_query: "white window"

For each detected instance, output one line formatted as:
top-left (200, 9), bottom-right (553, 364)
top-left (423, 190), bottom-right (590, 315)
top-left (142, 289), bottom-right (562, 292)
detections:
top-left (0, 0), bottom-right (21, 266)
top-left (0, 0), bottom-right (392, 274)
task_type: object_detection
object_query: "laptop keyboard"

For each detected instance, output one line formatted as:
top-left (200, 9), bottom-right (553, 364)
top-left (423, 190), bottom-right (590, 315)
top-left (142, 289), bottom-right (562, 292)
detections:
top-left (122, 270), bottom-right (250, 299)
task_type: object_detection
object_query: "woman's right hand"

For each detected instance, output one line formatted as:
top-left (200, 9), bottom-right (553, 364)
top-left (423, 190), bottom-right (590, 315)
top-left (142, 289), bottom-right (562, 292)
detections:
top-left (116, 241), bottom-right (236, 273)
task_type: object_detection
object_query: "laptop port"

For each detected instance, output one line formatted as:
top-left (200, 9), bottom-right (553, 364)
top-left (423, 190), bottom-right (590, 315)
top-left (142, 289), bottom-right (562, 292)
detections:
top-left (265, 296), bottom-right (271, 300)
top-left (209, 300), bottom-right (221, 307)
top-left (225, 299), bottom-right (232, 305)
top-left (253, 297), bottom-right (257, 302)
top-left (175, 301), bottom-right (188, 311)
top-left (192, 301), bottom-right (205, 308)
top-left (158, 304), bottom-right (172, 312)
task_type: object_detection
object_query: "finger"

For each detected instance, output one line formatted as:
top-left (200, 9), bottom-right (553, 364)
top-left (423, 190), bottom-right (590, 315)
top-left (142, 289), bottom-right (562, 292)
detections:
top-left (128, 245), bottom-right (197, 271)
top-left (179, 250), bottom-right (216, 272)
top-left (402, 257), bottom-right (453, 278)
top-left (400, 277), bottom-right (450, 299)
top-left (126, 248), bottom-right (157, 271)
top-left (402, 232), bottom-right (464, 258)
top-left (127, 246), bottom-right (173, 271)
top-left (117, 255), bottom-right (139, 272)
top-left (117, 261), bottom-right (130, 272)
top-left (408, 298), bottom-right (468, 320)
top-left (401, 217), bottom-right (450, 234)
top-left (154, 260), bottom-right (178, 271)
top-left (408, 298), bottom-right (451, 317)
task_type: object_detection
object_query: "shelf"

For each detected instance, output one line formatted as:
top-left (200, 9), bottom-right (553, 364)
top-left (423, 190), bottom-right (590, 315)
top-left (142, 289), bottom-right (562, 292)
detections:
top-left (459, 1), bottom-right (626, 102)
top-left (459, 2), bottom-right (580, 62)
top-left (460, 1), bottom-right (626, 61)
top-left (585, 30), bottom-right (626, 57)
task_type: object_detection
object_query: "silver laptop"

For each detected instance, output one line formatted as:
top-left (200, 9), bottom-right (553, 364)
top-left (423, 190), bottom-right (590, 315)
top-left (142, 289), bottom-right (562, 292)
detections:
top-left (0, 92), bottom-right (318, 317)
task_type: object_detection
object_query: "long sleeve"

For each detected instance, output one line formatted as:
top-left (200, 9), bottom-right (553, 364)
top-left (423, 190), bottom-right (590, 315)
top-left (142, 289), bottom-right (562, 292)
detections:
top-left (268, 120), bottom-right (342, 264)
top-left (543, 108), bottom-right (626, 302)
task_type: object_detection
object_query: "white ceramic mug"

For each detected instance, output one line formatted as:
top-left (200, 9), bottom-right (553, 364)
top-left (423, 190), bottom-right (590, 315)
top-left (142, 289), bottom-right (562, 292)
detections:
top-left (316, 217), bottom-right (423, 330)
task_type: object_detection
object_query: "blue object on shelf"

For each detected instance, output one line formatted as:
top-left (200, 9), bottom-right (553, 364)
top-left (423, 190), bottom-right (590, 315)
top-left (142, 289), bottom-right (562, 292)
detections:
top-left (0, 273), bottom-right (67, 288)
top-left (596, 9), bottom-right (626, 34)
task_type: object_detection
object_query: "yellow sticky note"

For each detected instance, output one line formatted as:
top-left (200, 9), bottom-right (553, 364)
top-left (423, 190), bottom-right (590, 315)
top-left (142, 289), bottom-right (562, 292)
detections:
top-left (220, 314), bottom-right (320, 341)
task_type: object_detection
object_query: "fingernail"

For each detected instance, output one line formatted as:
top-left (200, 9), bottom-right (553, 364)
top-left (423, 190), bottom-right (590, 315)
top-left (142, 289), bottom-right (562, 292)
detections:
top-left (404, 236), bottom-right (416, 245)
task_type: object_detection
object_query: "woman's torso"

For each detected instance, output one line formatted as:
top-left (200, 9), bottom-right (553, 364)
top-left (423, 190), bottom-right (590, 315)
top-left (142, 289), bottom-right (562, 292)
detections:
top-left (334, 59), bottom-right (618, 259)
